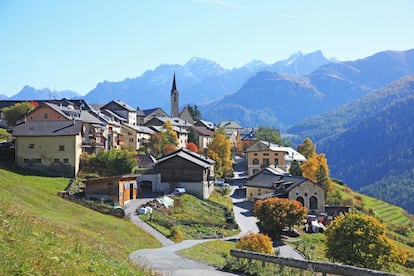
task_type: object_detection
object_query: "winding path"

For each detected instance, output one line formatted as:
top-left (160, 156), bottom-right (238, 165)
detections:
top-left (125, 186), bottom-right (303, 275)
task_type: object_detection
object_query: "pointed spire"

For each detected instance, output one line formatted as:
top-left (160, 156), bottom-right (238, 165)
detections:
top-left (171, 71), bottom-right (177, 95)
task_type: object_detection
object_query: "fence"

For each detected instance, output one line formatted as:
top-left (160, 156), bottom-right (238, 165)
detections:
top-left (230, 249), bottom-right (400, 276)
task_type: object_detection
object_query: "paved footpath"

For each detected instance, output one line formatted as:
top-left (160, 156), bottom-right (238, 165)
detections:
top-left (125, 199), bottom-right (237, 275)
top-left (125, 189), bottom-right (303, 275)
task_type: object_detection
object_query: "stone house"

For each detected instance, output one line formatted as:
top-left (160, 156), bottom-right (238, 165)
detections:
top-left (246, 166), bottom-right (325, 213)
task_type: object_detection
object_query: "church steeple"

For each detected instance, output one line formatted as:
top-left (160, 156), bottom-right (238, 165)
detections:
top-left (170, 72), bottom-right (179, 117)
top-left (171, 73), bottom-right (177, 95)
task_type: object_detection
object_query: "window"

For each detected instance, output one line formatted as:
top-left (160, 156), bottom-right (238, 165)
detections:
top-left (129, 138), bottom-right (134, 143)
top-left (44, 113), bottom-right (48, 119)
top-left (29, 144), bottom-right (34, 149)
top-left (310, 196), bottom-right (318, 210)
top-left (59, 145), bottom-right (65, 151)
top-left (263, 153), bottom-right (269, 156)
top-left (53, 158), bottom-right (60, 164)
top-left (252, 158), bottom-right (259, 165)
top-left (296, 197), bottom-right (304, 206)
top-left (263, 158), bottom-right (269, 166)
top-left (23, 158), bottom-right (29, 164)
top-left (254, 153), bottom-right (258, 156)
top-left (35, 158), bottom-right (42, 164)
top-left (63, 158), bottom-right (69, 164)
top-left (274, 158), bottom-right (279, 165)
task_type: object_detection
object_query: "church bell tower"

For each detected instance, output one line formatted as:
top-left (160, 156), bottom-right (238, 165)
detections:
top-left (170, 72), bottom-right (179, 117)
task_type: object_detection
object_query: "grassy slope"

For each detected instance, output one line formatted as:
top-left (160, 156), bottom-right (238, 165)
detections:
top-left (140, 192), bottom-right (239, 240)
top-left (0, 168), bottom-right (161, 275)
top-left (180, 183), bottom-right (414, 274)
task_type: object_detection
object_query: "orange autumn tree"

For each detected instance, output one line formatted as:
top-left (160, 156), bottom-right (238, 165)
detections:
top-left (254, 197), bottom-right (307, 240)
top-left (148, 120), bottom-right (178, 157)
top-left (186, 142), bottom-right (198, 153)
top-left (236, 231), bottom-right (273, 254)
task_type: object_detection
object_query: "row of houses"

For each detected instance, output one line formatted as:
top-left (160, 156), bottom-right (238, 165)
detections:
top-left (1, 74), bottom-right (325, 213)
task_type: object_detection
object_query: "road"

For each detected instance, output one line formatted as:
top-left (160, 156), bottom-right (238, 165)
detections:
top-left (126, 186), bottom-right (304, 275)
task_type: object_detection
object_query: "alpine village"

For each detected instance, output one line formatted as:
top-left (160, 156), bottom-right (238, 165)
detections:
top-left (2, 50), bottom-right (414, 276)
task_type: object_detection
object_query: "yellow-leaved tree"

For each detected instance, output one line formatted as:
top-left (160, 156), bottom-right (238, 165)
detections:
top-left (208, 128), bottom-right (233, 178)
top-left (325, 213), bottom-right (407, 270)
top-left (236, 231), bottom-right (273, 254)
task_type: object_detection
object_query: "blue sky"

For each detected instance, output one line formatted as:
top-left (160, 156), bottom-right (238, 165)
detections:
top-left (1, 0), bottom-right (413, 96)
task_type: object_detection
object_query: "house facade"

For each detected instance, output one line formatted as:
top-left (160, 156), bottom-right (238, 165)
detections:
top-left (246, 140), bottom-right (307, 176)
top-left (13, 120), bottom-right (83, 177)
top-left (246, 166), bottom-right (325, 213)
top-left (155, 148), bottom-right (215, 199)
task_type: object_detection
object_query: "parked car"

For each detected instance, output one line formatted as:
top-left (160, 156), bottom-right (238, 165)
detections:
top-left (173, 187), bottom-right (186, 195)
top-left (214, 180), bottom-right (229, 187)
top-left (281, 227), bottom-right (300, 237)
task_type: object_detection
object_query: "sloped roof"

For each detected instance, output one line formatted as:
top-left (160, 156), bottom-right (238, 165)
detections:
top-left (13, 120), bottom-right (82, 136)
top-left (246, 166), bottom-right (310, 196)
top-left (157, 148), bottom-right (215, 168)
top-left (195, 119), bottom-right (215, 130)
top-left (150, 116), bottom-right (193, 128)
top-left (101, 109), bottom-right (127, 123)
top-left (142, 107), bottom-right (168, 116)
top-left (193, 126), bottom-right (214, 136)
top-left (101, 100), bottom-right (136, 112)
top-left (217, 121), bottom-right (242, 129)
top-left (123, 123), bottom-right (154, 134)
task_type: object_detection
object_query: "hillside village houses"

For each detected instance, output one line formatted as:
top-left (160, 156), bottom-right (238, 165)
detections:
top-left (2, 73), bottom-right (324, 209)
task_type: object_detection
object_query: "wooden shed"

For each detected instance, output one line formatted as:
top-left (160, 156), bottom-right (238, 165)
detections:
top-left (84, 174), bottom-right (139, 206)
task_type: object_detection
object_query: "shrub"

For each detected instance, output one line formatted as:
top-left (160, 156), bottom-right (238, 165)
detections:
top-left (171, 226), bottom-right (184, 242)
top-left (236, 232), bottom-right (273, 254)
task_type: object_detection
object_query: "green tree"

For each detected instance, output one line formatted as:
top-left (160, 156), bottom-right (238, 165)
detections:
top-left (208, 128), bottom-right (233, 178)
top-left (91, 149), bottom-right (137, 176)
top-left (254, 197), bottom-right (307, 240)
top-left (2, 101), bottom-right (37, 126)
top-left (325, 213), bottom-right (407, 270)
top-left (255, 126), bottom-right (289, 146)
top-left (297, 137), bottom-right (316, 159)
top-left (187, 105), bottom-right (202, 121)
top-left (289, 160), bottom-right (302, 176)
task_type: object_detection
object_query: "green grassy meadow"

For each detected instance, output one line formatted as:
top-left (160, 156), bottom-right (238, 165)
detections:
top-left (0, 167), bottom-right (161, 275)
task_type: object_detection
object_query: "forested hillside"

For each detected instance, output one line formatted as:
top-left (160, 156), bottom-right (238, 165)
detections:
top-left (288, 76), bottom-right (414, 213)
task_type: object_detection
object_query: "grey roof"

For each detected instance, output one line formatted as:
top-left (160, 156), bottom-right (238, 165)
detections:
top-left (41, 102), bottom-right (103, 125)
top-left (246, 166), bottom-right (309, 196)
top-left (123, 123), bottom-right (154, 134)
top-left (142, 107), bottom-right (167, 116)
top-left (195, 120), bottom-right (215, 130)
top-left (193, 126), bottom-right (214, 136)
top-left (90, 109), bottom-right (121, 126)
top-left (157, 148), bottom-right (215, 168)
top-left (102, 100), bottom-right (136, 112)
top-left (217, 121), bottom-right (242, 129)
top-left (149, 116), bottom-right (193, 128)
top-left (13, 120), bottom-right (82, 136)
top-left (101, 109), bottom-right (127, 122)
